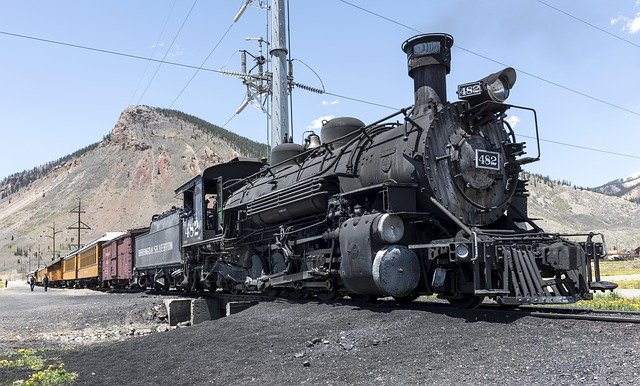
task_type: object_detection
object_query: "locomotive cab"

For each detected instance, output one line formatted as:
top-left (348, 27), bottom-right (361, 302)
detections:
top-left (175, 157), bottom-right (264, 246)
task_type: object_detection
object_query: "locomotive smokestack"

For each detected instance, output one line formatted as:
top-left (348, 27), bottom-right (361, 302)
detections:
top-left (402, 34), bottom-right (454, 114)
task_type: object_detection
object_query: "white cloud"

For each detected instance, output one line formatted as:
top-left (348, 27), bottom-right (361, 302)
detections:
top-left (610, 12), bottom-right (640, 34)
top-left (627, 13), bottom-right (640, 34)
top-left (505, 115), bottom-right (520, 128)
top-left (151, 42), bottom-right (165, 49)
top-left (308, 115), bottom-right (334, 130)
top-left (321, 99), bottom-right (339, 106)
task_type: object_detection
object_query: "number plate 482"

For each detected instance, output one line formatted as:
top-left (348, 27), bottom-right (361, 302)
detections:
top-left (475, 150), bottom-right (500, 171)
top-left (457, 82), bottom-right (482, 97)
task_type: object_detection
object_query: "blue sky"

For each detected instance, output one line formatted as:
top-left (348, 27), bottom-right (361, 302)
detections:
top-left (1, 0), bottom-right (640, 188)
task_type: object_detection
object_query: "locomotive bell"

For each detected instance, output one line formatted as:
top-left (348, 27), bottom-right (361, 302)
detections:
top-left (304, 131), bottom-right (321, 149)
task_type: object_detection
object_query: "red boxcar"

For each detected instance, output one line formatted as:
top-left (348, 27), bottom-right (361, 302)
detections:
top-left (101, 228), bottom-right (148, 288)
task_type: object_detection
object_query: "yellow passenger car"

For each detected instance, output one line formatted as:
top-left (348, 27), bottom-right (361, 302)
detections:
top-left (76, 244), bottom-right (100, 285)
top-left (48, 259), bottom-right (63, 284)
top-left (62, 254), bottom-right (77, 282)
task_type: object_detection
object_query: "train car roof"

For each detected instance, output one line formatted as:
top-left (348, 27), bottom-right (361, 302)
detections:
top-left (102, 227), bottom-right (150, 245)
top-left (62, 232), bottom-right (126, 260)
top-left (174, 157), bottom-right (264, 194)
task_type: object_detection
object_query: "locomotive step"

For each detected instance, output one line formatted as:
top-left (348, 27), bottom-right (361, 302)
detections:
top-left (589, 281), bottom-right (618, 292)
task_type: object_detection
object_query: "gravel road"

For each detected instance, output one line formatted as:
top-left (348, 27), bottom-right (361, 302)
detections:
top-left (0, 282), bottom-right (172, 353)
top-left (2, 282), bottom-right (639, 385)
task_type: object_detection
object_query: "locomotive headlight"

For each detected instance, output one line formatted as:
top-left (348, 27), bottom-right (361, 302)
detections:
top-left (487, 77), bottom-right (509, 102)
top-left (375, 214), bottom-right (405, 244)
top-left (455, 244), bottom-right (470, 260)
top-left (457, 67), bottom-right (516, 106)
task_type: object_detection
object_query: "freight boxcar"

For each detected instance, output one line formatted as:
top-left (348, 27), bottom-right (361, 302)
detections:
top-left (101, 228), bottom-right (148, 288)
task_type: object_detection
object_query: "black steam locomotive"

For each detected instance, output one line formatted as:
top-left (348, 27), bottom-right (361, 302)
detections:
top-left (133, 34), bottom-right (616, 307)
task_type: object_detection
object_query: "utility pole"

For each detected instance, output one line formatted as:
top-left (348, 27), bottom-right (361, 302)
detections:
top-left (225, 0), bottom-right (322, 150)
top-left (45, 222), bottom-right (63, 261)
top-left (68, 198), bottom-right (91, 250)
top-left (270, 0), bottom-right (290, 146)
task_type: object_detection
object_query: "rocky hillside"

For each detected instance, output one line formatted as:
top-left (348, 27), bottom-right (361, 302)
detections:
top-left (0, 106), bottom-right (267, 274)
top-left (524, 173), bottom-right (640, 250)
top-left (592, 172), bottom-right (640, 204)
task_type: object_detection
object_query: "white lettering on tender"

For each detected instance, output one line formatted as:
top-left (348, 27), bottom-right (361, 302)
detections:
top-left (138, 241), bottom-right (174, 257)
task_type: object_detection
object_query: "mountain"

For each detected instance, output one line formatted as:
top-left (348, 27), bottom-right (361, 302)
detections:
top-left (0, 106), bottom-right (267, 274)
top-left (2, 107), bottom-right (640, 276)
top-left (591, 172), bottom-right (640, 204)
top-left (524, 173), bottom-right (640, 250)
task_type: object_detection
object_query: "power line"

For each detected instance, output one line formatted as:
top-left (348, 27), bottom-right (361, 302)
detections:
top-left (336, 0), bottom-right (640, 118)
top-left (0, 29), bottom-right (225, 73)
top-left (222, 112), bottom-right (237, 129)
top-left (0, 29), bottom-right (393, 112)
top-left (536, 0), bottom-right (640, 51)
top-left (137, 0), bottom-right (198, 105)
top-left (337, 0), bottom-right (420, 33)
top-left (169, 22), bottom-right (235, 108)
top-left (324, 91), bottom-right (399, 110)
top-left (520, 134), bottom-right (640, 160)
top-left (130, 0), bottom-right (178, 104)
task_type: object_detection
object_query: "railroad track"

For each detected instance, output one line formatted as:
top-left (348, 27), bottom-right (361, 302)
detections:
top-left (406, 300), bottom-right (640, 324)
top-left (327, 297), bottom-right (640, 324)
top-left (495, 304), bottom-right (640, 324)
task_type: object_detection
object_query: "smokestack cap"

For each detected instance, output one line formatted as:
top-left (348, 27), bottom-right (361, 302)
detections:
top-left (402, 34), bottom-right (454, 77)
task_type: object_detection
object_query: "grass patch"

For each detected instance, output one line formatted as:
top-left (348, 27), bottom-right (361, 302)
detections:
top-left (595, 260), bottom-right (640, 276)
top-left (0, 348), bottom-right (77, 385)
top-left (615, 280), bottom-right (640, 289)
top-left (578, 292), bottom-right (640, 311)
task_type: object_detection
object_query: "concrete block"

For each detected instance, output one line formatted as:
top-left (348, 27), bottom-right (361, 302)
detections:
top-left (164, 298), bottom-right (191, 326)
top-left (191, 298), bottom-right (222, 325)
top-left (226, 301), bottom-right (258, 316)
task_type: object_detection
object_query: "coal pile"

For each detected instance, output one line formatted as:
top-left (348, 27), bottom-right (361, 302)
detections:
top-left (56, 300), bottom-right (640, 385)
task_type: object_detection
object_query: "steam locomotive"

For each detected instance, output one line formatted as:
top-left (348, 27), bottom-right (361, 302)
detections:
top-left (132, 33), bottom-right (616, 308)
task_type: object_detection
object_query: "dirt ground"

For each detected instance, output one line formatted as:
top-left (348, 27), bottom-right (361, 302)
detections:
top-left (2, 281), bottom-right (640, 385)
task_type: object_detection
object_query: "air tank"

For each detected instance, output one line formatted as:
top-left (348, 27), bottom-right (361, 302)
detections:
top-left (270, 143), bottom-right (304, 167)
top-left (320, 117), bottom-right (364, 148)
